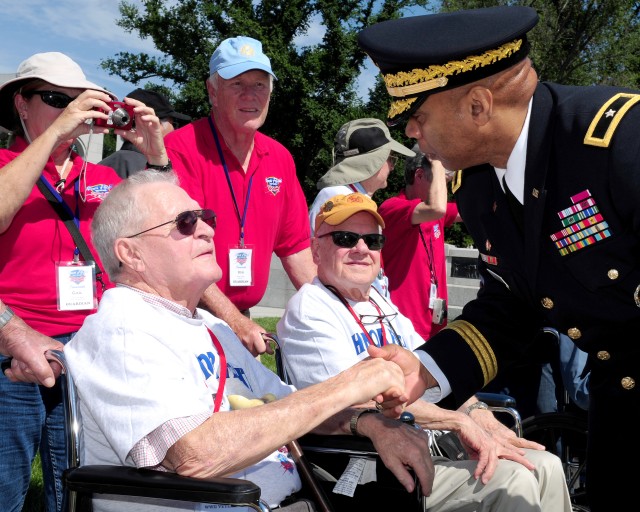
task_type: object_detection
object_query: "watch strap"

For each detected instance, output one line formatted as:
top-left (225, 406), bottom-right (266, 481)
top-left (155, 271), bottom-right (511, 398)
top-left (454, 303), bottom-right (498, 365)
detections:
top-left (0, 305), bottom-right (15, 330)
top-left (349, 408), bottom-right (379, 436)
top-left (464, 401), bottom-right (489, 415)
top-left (146, 160), bottom-right (173, 172)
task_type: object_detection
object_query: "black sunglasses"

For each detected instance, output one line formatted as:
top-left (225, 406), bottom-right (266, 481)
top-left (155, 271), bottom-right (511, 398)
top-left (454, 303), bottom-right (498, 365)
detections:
top-left (126, 209), bottom-right (216, 238)
top-left (24, 90), bottom-right (78, 109)
top-left (318, 231), bottom-right (386, 251)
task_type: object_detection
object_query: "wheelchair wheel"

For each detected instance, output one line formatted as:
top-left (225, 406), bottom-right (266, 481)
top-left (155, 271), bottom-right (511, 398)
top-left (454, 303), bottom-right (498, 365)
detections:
top-left (522, 412), bottom-right (589, 511)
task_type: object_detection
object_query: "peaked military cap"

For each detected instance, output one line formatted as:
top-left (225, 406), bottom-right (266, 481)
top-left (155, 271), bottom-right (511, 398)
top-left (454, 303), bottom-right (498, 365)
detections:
top-left (357, 6), bottom-right (539, 125)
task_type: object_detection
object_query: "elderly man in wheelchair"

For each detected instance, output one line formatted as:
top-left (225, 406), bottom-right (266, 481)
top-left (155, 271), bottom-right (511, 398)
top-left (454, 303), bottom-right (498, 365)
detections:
top-left (277, 192), bottom-right (573, 511)
top-left (63, 171), bottom-right (436, 512)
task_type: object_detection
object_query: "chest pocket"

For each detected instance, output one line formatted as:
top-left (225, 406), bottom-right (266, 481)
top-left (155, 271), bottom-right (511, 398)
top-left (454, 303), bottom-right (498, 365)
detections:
top-left (562, 231), bottom-right (638, 292)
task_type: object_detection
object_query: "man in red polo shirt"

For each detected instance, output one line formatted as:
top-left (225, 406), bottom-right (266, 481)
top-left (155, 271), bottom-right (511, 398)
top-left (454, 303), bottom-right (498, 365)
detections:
top-left (165, 36), bottom-right (315, 355)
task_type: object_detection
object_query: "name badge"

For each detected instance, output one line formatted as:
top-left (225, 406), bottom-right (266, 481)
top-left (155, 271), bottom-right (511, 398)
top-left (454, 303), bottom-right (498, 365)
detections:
top-left (428, 282), bottom-right (437, 309)
top-left (56, 261), bottom-right (97, 311)
top-left (229, 246), bottom-right (253, 286)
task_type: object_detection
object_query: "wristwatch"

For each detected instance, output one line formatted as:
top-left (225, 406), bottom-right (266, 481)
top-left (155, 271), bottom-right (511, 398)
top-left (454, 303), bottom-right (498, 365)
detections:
top-left (0, 305), bottom-right (15, 330)
top-left (350, 408), bottom-right (379, 436)
top-left (464, 401), bottom-right (489, 416)
top-left (146, 159), bottom-right (173, 172)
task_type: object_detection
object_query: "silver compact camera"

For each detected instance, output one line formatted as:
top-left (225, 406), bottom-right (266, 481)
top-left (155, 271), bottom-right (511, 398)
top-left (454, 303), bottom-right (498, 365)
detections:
top-left (432, 298), bottom-right (447, 325)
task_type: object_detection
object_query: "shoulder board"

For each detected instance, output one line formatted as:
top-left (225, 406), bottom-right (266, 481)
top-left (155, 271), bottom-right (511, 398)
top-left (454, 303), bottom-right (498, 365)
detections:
top-left (450, 170), bottom-right (463, 194)
top-left (584, 93), bottom-right (640, 148)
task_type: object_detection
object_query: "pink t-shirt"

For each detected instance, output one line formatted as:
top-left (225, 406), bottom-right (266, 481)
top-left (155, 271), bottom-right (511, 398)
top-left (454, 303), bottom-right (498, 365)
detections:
top-left (379, 191), bottom-right (459, 340)
top-left (0, 138), bottom-right (119, 336)
top-left (165, 117), bottom-right (310, 310)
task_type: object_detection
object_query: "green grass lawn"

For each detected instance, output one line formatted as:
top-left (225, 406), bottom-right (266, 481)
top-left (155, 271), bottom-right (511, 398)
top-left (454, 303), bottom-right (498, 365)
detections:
top-left (27, 316), bottom-right (282, 509)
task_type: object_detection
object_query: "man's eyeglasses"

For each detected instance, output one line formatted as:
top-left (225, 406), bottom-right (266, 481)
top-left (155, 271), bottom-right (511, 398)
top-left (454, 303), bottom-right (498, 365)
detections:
top-left (23, 90), bottom-right (77, 109)
top-left (387, 154), bottom-right (399, 166)
top-left (126, 209), bottom-right (216, 238)
top-left (359, 312), bottom-right (398, 325)
top-left (318, 231), bottom-right (386, 251)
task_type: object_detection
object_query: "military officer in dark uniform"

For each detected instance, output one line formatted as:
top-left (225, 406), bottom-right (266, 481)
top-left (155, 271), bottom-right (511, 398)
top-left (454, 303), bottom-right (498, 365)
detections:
top-left (358, 6), bottom-right (640, 511)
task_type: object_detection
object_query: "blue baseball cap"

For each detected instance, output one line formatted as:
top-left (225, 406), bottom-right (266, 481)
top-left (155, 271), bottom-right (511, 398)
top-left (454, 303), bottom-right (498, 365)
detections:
top-left (209, 36), bottom-right (277, 80)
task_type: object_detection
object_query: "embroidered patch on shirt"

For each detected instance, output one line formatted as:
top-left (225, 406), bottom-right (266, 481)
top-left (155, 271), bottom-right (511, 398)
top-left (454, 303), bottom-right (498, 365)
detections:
top-left (265, 176), bottom-right (282, 196)
top-left (85, 184), bottom-right (113, 201)
top-left (550, 190), bottom-right (611, 256)
top-left (433, 224), bottom-right (442, 239)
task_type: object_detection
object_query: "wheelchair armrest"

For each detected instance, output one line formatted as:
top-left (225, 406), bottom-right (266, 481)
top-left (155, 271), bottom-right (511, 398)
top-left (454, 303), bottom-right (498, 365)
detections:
top-left (475, 392), bottom-right (522, 437)
top-left (64, 465), bottom-right (261, 505)
top-left (475, 392), bottom-right (516, 409)
top-left (298, 434), bottom-right (378, 457)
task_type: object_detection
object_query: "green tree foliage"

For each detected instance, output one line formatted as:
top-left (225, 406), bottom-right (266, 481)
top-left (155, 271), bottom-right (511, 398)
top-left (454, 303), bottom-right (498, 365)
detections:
top-left (104, 0), bottom-right (428, 197)
top-left (441, 0), bottom-right (640, 87)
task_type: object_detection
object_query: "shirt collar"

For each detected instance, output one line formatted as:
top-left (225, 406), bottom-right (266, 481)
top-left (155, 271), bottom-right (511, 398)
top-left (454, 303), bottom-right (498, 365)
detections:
top-left (494, 97), bottom-right (533, 204)
top-left (117, 284), bottom-right (200, 319)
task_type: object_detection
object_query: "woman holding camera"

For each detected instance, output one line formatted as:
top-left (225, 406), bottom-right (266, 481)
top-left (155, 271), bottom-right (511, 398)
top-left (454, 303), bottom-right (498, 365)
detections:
top-left (0, 52), bottom-right (168, 512)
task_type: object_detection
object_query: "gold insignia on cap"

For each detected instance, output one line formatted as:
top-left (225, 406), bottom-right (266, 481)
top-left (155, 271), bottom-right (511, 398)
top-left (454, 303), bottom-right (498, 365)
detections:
top-left (384, 38), bottom-right (523, 117)
top-left (239, 44), bottom-right (255, 57)
top-left (388, 97), bottom-right (419, 120)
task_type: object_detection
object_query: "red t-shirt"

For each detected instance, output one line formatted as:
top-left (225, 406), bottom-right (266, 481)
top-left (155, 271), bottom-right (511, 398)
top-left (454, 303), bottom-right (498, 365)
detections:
top-left (0, 138), bottom-right (119, 336)
top-left (379, 191), bottom-right (459, 340)
top-left (165, 117), bottom-right (310, 310)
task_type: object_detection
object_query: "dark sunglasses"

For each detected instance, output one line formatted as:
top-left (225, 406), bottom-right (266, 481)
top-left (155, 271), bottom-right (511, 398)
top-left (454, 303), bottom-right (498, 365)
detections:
top-left (126, 209), bottom-right (216, 238)
top-left (318, 231), bottom-right (386, 251)
top-left (23, 90), bottom-right (78, 109)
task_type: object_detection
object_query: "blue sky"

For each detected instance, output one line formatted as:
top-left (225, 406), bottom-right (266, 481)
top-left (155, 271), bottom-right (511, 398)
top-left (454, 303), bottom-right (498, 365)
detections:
top-left (0, 1), bottom-right (160, 101)
top-left (0, 0), bottom-right (396, 102)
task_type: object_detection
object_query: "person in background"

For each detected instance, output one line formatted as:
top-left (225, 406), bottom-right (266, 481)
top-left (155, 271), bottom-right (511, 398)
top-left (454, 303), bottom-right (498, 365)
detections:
top-left (0, 51), bottom-right (168, 512)
top-left (65, 170), bottom-right (434, 512)
top-left (379, 145), bottom-right (461, 341)
top-left (99, 88), bottom-right (191, 178)
top-left (277, 192), bottom-right (571, 511)
top-left (358, 6), bottom-right (640, 509)
top-left (308, 118), bottom-right (414, 297)
top-left (165, 36), bottom-right (315, 356)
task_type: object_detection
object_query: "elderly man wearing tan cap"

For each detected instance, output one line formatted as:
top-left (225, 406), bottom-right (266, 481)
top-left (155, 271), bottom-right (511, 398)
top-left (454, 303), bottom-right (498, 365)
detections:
top-left (308, 118), bottom-right (415, 297)
top-left (278, 192), bottom-right (571, 511)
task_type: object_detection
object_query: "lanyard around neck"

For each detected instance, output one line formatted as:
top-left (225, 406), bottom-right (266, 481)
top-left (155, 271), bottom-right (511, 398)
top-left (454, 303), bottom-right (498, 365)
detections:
top-left (324, 284), bottom-right (389, 346)
top-left (207, 327), bottom-right (227, 413)
top-left (208, 116), bottom-right (254, 247)
top-left (39, 175), bottom-right (81, 258)
top-left (419, 228), bottom-right (437, 285)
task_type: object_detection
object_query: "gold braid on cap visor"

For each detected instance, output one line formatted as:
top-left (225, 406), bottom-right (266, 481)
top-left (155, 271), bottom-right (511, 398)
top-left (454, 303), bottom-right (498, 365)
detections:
top-left (383, 38), bottom-right (523, 119)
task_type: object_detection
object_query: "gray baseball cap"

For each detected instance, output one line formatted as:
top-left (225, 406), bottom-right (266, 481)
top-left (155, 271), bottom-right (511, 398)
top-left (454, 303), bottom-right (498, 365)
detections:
top-left (317, 118), bottom-right (415, 189)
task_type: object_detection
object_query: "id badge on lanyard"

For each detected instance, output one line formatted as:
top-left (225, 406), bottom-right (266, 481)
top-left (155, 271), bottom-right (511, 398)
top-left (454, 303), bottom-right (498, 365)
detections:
top-left (229, 245), bottom-right (254, 286)
top-left (55, 260), bottom-right (97, 310)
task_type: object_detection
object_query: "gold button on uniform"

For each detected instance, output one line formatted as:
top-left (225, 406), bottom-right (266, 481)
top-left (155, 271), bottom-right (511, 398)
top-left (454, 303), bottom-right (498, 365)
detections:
top-left (567, 327), bottom-right (582, 340)
top-left (597, 351), bottom-right (610, 360)
top-left (621, 377), bottom-right (635, 390)
top-left (541, 297), bottom-right (554, 309)
top-left (607, 269), bottom-right (619, 280)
